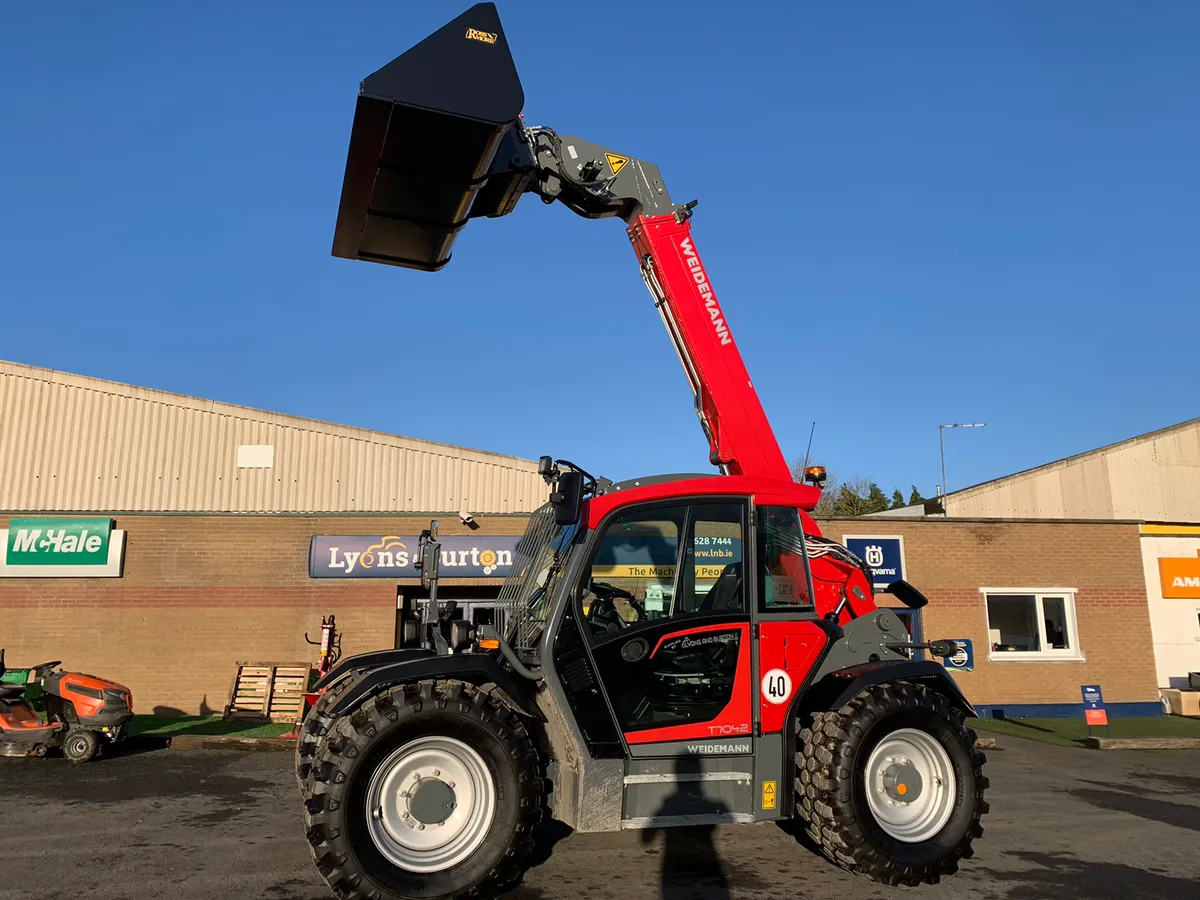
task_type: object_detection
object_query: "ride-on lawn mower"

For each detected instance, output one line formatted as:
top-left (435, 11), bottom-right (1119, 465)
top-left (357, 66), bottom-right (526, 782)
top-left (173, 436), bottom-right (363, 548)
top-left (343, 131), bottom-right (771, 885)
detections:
top-left (298, 5), bottom-right (989, 899)
top-left (0, 649), bottom-right (133, 762)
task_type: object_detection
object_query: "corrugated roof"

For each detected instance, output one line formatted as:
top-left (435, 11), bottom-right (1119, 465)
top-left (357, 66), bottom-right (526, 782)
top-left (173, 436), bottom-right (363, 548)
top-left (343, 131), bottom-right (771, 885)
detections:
top-left (938, 416), bottom-right (1200, 522)
top-left (0, 360), bottom-right (546, 514)
top-left (944, 416), bottom-right (1200, 503)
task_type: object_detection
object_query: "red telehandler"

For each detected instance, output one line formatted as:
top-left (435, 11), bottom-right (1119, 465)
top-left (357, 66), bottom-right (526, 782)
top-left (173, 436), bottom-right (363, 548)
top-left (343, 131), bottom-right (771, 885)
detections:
top-left (298, 6), bottom-right (988, 899)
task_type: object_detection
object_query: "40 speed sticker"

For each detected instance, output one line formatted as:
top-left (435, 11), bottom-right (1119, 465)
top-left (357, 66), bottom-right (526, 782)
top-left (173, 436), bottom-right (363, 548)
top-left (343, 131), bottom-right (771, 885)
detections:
top-left (761, 668), bottom-right (792, 705)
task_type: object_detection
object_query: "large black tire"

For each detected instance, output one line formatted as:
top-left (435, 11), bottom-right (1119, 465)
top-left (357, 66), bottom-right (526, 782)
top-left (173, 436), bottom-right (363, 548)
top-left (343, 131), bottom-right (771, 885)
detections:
top-left (63, 728), bottom-right (100, 764)
top-left (303, 679), bottom-right (546, 900)
top-left (295, 673), bottom-right (360, 792)
top-left (795, 681), bottom-right (988, 885)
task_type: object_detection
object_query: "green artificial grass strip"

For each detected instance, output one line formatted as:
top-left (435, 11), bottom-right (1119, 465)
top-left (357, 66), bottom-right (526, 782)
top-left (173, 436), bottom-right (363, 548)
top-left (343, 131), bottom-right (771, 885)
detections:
top-left (129, 715), bottom-right (294, 739)
top-left (972, 715), bottom-right (1200, 747)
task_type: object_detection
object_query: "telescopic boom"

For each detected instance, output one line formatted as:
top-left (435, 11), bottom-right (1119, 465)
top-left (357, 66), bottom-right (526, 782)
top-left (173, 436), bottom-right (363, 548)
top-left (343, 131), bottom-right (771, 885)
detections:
top-left (331, 2), bottom-right (790, 480)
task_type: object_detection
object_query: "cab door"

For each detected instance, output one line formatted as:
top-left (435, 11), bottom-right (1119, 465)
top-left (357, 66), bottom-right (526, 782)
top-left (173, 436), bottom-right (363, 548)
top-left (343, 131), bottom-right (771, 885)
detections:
top-left (574, 498), bottom-right (757, 826)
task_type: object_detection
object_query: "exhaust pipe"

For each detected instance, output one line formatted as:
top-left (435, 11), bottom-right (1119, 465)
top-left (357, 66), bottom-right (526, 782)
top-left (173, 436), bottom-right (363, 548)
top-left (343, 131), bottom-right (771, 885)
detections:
top-left (330, 3), bottom-right (529, 271)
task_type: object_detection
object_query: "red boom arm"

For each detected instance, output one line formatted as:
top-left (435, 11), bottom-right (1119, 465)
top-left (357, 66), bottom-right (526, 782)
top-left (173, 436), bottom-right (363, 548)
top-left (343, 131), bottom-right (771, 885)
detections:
top-left (628, 212), bottom-right (791, 481)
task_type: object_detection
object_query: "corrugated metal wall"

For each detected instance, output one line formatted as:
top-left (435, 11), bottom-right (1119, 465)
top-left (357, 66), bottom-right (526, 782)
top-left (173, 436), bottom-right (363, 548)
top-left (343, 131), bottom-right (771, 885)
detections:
top-left (946, 419), bottom-right (1200, 522)
top-left (0, 361), bottom-right (546, 514)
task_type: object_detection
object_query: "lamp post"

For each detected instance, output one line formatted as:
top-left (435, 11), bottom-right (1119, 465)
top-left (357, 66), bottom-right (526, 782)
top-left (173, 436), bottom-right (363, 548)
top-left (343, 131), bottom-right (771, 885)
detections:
top-left (939, 423), bottom-right (986, 495)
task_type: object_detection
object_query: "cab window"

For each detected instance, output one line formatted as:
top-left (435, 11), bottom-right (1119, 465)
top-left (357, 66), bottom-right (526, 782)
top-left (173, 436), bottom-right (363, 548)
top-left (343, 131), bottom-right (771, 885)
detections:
top-left (756, 505), bottom-right (815, 613)
top-left (579, 502), bottom-right (746, 641)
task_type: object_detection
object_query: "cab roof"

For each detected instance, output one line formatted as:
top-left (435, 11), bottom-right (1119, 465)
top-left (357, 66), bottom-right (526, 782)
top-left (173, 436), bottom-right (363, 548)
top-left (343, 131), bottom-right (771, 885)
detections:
top-left (584, 474), bottom-right (823, 532)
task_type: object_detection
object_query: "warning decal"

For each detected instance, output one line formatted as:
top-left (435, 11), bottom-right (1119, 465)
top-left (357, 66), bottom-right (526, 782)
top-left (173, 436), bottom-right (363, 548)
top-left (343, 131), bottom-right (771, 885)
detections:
top-left (606, 153), bottom-right (629, 176)
top-left (762, 780), bottom-right (777, 810)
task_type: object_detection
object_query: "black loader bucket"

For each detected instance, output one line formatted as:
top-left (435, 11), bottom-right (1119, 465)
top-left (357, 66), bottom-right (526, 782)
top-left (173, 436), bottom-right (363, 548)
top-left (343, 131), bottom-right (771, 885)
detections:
top-left (330, 3), bottom-right (528, 271)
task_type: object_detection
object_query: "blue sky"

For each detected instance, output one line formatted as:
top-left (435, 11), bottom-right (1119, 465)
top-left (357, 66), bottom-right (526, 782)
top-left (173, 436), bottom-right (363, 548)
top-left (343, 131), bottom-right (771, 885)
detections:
top-left (2, 2), bottom-right (1197, 498)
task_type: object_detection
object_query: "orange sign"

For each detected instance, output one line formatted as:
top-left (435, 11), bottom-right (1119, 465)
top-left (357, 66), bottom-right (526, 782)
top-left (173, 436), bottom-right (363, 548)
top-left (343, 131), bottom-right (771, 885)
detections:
top-left (1085, 709), bottom-right (1108, 727)
top-left (1159, 550), bottom-right (1200, 599)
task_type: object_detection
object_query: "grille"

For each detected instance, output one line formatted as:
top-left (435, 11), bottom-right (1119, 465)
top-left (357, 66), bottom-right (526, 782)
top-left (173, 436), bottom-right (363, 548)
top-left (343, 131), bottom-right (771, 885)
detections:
top-left (495, 502), bottom-right (563, 651)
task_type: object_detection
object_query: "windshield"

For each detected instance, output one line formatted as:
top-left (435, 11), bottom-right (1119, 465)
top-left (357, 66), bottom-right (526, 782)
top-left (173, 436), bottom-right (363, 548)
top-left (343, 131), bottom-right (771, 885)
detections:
top-left (496, 503), bottom-right (580, 650)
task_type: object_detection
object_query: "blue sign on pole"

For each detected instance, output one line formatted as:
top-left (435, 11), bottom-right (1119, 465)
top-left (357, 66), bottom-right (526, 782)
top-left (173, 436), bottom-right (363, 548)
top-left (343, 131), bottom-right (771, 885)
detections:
top-left (942, 639), bottom-right (974, 672)
top-left (1080, 684), bottom-right (1109, 729)
top-left (309, 535), bottom-right (523, 579)
top-left (842, 536), bottom-right (906, 588)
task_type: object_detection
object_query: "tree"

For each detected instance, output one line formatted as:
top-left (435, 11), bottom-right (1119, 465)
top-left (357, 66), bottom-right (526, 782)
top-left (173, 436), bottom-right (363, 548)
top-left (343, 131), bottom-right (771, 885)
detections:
top-left (865, 483), bottom-right (891, 514)
top-left (831, 476), bottom-right (876, 517)
top-left (788, 456), bottom-right (927, 518)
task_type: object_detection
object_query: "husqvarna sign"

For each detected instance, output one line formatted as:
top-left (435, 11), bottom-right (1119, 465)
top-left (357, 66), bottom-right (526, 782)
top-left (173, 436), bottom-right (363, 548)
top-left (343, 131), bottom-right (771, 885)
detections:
top-left (842, 535), bottom-right (906, 589)
top-left (309, 535), bottom-right (521, 579)
top-left (0, 517), bottom-right (126, 577)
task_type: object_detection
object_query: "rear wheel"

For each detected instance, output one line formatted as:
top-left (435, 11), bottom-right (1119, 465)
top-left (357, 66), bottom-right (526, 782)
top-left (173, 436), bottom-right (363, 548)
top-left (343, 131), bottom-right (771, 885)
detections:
top-left (795, 681), bottom-right (988, 885)
top-left (63, 729), bottom-right (99, 763)
top-left (303, 679), bottom-right (546, 900)
top-left (295, 673), bottom-right (359, 792)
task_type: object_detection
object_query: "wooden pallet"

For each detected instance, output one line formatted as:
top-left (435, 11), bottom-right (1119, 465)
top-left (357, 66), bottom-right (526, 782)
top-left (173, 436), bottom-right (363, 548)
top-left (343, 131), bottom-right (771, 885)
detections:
top-left (224, 661), bottom-right (312, 722)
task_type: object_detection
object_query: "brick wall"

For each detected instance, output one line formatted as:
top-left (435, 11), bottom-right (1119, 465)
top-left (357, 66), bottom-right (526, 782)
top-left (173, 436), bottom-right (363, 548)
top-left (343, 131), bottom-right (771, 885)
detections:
top-left (2, 512), bottom-right (1162, 712)
top-left (0, 513), bottom-right (526, 714)
top-left (820, 518), bottom-right (1160, 706)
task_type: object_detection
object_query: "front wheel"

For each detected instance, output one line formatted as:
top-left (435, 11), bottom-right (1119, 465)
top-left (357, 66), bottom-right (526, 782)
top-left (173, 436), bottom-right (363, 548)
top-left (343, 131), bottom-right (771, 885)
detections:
top-left (303, 680), bottom-right (546, 900)
top-left (295, 673), bottom-right (359, 793)
top-left (63, 729), bottom-right (100, 763)
top-left (795, 681), bottom-right (989, 885)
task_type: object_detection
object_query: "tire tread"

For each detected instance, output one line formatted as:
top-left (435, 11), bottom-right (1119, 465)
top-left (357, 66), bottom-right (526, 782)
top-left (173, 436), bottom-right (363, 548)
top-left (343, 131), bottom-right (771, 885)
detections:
top-left (793, 681), bottom-right (988, 886)
top-left (301, 679), bottom-right (545, 900)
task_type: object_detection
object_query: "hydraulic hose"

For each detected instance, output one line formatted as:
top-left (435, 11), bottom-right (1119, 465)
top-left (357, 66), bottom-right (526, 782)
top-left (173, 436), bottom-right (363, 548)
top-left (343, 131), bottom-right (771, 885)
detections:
top-left (479, 626), bottom-right (543, 682)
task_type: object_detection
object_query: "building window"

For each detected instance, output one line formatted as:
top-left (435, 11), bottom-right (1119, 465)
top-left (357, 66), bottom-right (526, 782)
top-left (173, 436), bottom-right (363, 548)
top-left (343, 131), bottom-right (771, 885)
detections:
top-left (983, 589), bottom-right (1082, 660)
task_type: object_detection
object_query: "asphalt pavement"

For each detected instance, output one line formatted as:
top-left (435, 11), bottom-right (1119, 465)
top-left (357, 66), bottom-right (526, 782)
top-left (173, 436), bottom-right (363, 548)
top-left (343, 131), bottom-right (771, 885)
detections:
top-left (0, 735), bottom-right (1197, 900)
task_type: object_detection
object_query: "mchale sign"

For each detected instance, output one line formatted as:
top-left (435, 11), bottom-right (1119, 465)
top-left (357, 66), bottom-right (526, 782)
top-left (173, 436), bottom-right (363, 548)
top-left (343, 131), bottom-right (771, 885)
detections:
top-left (309, 535), bottom-right (522, 579)
top-left (0, 518), bottom-right (126, 578)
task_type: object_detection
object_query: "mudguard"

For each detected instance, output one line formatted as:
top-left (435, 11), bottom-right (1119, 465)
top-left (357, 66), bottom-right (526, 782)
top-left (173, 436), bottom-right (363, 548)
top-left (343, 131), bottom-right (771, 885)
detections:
top-left (325, 652), bottom-right (544, 721)
top-left (313, 648), bottom-right (435, 691)
top-left (800, 659), bottom-right (977, 718)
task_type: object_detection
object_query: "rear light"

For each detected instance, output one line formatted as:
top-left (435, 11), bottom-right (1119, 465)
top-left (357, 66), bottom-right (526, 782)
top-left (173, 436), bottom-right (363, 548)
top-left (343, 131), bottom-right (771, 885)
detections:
top-left (478, 638), bottom-right (500, 650)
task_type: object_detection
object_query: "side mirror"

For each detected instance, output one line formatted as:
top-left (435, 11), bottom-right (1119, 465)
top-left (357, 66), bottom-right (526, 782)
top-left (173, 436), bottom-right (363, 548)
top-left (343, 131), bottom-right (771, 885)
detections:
top-left (449, 620), bottom-right (474, 652)
top-left (884, 579), bottom-right (929, 610)
top-left (400, 618), bottom-right (421, 646)
top-left (418, 523), bottom-right (441, 590)
top-left (551, 470), bottom-right (584, 526)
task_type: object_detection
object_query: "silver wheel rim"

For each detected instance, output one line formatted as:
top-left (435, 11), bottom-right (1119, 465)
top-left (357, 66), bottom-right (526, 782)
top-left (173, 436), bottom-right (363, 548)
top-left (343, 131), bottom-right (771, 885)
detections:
top-left (365, 735), bottom-right (496, 873)
top-left (864, 728), bottom-right (957, 843)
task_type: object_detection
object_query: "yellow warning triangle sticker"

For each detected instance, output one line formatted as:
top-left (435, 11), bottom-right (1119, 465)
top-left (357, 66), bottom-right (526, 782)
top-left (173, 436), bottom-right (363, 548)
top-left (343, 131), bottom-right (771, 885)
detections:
top-left (606, 152), bottom-right (629, 176)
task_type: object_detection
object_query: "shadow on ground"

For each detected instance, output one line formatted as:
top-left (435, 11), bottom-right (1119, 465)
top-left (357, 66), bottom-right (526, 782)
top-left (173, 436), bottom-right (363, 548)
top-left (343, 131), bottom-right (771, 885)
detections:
top-left (982, 850), bottom-right (1198, 900)
top-left (1066, 773), bottom-right (1200, 833)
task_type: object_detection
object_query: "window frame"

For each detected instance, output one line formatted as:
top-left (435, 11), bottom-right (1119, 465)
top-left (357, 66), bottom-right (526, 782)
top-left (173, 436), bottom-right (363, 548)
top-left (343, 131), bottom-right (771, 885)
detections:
top-left (755, 504), bottom-right (819, 619)
top-left (573, 496), bottom-right (751, 646)
top-left (981, 587), bottom-right (1084, 662)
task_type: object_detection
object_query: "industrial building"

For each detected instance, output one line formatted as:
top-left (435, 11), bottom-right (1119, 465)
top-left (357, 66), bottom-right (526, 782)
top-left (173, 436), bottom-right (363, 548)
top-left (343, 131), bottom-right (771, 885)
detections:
top-left (874, 417), bottom-right (1200, 707)
top-left (1, 358), bottom-right (1194, 717)
top-left (0, 360), bottom-right (544, 714)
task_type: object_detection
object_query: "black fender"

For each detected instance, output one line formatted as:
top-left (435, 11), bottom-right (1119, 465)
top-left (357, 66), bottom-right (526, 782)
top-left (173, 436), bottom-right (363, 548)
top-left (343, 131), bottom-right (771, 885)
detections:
top-left (313, 648), bottom-right (435, 691)
top-left (326, 653), bottom-right (545, 721)
top-left (798, 659), bottom-right (977, 718)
